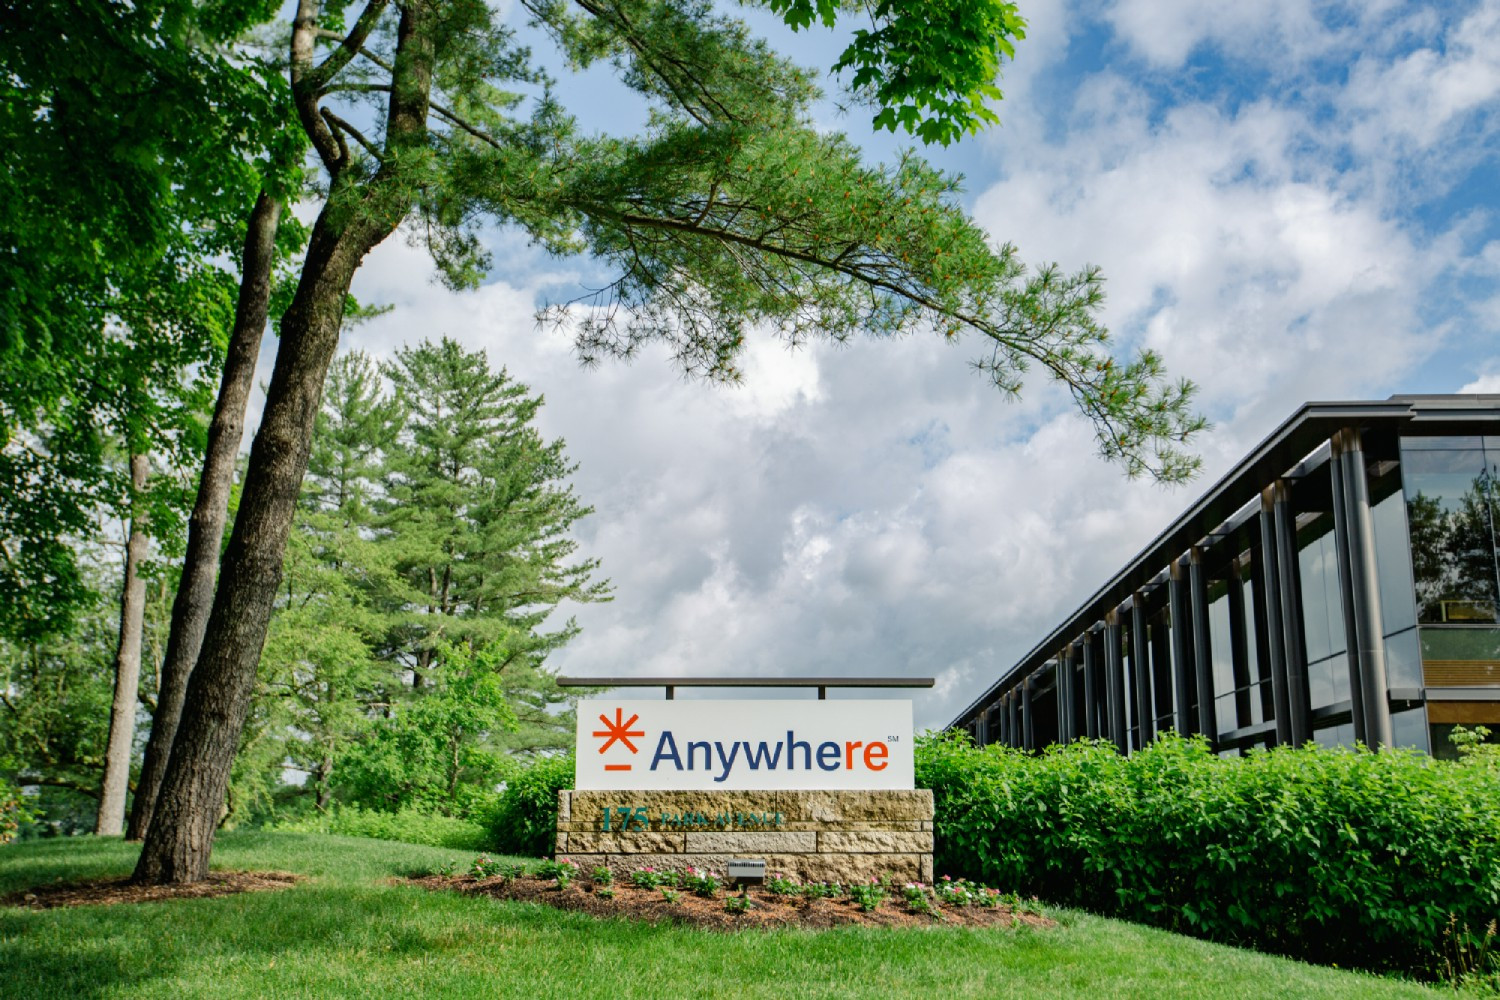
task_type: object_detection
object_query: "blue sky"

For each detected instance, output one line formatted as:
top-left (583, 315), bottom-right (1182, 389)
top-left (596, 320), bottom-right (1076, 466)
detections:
top-left (309, 0), bottom-right (1500, 727)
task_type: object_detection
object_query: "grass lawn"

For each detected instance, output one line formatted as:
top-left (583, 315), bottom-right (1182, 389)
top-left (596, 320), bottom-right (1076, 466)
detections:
top-left (0, 831), bottom-right (1447, 999)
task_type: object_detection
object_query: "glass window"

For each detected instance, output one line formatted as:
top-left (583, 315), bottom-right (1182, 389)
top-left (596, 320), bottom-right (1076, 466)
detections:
top-left (1298, 520), bottom-right (1346, 663)
top-left (1429, 722), bottom-right (1500, 761)
top-left (1241, 560), bottom-right (1260, 677)
top-left (1208, 584), bottom-right (1236, 700)
top-left (1383, 628), bottom-right (1422, 689)
top-left (1305, 652), bottom-right (1350, 712)
top-left (1389, 706), bottom-right (1429, 753)
top-left (1312, 722), bottom-right (1355, 749)
top-left (1401, 442), bottom-right (1500, 624)
top-left (1214, 693), bottom-right (1237, 731)
top-left (1403, 436), bottom-right (1483, 451)
top-left (1371, 488), bottom-right (1418, 635)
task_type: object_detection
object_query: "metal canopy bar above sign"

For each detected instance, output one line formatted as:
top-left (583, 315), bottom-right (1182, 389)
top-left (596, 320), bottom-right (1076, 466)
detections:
top-left (556, 676), bottom-right (935, 700)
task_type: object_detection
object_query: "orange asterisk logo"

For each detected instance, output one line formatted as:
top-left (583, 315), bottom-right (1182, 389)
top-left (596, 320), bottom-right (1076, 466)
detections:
top-left (593, 708), bottom-right (644, 755)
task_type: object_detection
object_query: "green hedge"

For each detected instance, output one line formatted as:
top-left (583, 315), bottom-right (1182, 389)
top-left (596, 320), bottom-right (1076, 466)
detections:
top-left (271, 805), bottom-right (489, 851)
top-left (485, 753), bottom-right (575, 858)
top-left (916, 731), bottom-right (1500, 976)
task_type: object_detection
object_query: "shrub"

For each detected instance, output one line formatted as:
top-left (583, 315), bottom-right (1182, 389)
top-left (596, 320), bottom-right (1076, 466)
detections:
top-left (535, 858), bottom-right (579, 882)
top-left (916, 730), bottom-right (1500, 978)
top-left (630, 867), bottom-right (667, 890)
top-left (485, 753), bottom-right (575, 857)
top-left (683, 867), bottom-right (720, 898)
top-left (766, 874), bottom-right (800, 897)
top-left (847, 881), bottom-right (887, 912)
top-left (471, 855), bottom-right (506, 879)
top-left (724, 893), bottom-right (755, 913)
top-left (0, 777), bottom-right (33, 845)
top-left (273, 804), bottom-right (489, 851)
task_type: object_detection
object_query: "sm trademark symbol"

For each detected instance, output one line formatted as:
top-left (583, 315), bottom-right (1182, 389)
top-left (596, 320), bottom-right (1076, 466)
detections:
top-left (887, 735), bottom-right (900, 742)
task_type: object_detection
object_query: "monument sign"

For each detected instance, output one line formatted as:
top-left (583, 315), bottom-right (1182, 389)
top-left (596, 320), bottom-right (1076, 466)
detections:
top-left (556, 690), bottom-right (934, 884)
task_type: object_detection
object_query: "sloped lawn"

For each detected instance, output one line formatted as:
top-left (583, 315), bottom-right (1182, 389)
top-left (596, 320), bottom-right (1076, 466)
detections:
top-left (0, 831), bottom-right (1449, 999)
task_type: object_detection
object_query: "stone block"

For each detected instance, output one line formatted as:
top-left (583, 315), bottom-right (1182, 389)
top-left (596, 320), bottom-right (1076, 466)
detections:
top-left (683, 831), bottom-right (817, 854)
top-left (556, 790), bottom-right (571, 824)
top-left (817, 831), bottom-right (933, 853)
top-left (780, 790), bottom-right (933, 824)
top-left (562, 831), bottom-right (686, 854)
top-left (775, 820), bottom-right (924, 832)
top-left (566, 790), bottom-right (786, 826)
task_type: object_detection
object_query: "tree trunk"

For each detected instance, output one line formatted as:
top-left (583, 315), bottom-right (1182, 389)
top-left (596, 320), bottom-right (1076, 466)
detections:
top-left (315, 754), bottom-right (333, 812)
top-left (126, 191), bottom-right (283, 841)
top-left (132, 0), bottom-right (432, 885)
top-left (96, 452), bottom-right (150, 836)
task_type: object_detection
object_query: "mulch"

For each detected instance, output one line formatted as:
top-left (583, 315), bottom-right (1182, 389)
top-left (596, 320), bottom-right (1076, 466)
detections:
top-left (406, 873), bottom-right (1057, 931)
top-left (1, 870), bottom-right (302, 910)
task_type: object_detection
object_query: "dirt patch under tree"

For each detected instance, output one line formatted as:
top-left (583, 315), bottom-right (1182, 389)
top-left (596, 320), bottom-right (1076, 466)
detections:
top-left (1, 870), bottom-right (301, 910)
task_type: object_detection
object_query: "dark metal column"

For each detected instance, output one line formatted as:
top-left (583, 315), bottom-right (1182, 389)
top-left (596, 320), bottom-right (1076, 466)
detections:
top-left (1259, 489), bottom-right (1293, 745)
top-left (1105, 610), bottom-right (1128, 754)
top-left (1227, 558), bottom-right (1253, 733)
top-left (976, 706), bottom-right (989, 747)
top-left (1249, 523), bottom-right (1278, 729)
top-left (1271, 481), bottom-right (1311, 744)
top-left (1059, 648), bottom-right (1076, 743)
top-left (1021, 677), bottom-right (1035, 752)
top-left (1007, 689), bottom-right (1019, 748)
top-left (1081, 633), bottom-right (1099, 740)
top-left (1329, 438), bottom-right (1367, 745)
top-left (1054, 659), bottom-right (1068, 745)
top-left (1189, 546), bottom-right (1218, 741)
top-left (1168, 559), bottom-right (1195, 735)
top-left (1331, 428), bottom-right (1394, 748)
top-left (1131, 594), bottom-right (1154, 749)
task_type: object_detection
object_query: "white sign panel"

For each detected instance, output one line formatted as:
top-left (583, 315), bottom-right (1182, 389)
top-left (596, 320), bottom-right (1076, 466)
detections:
top-left (575, 699), bottom-right (914, 790)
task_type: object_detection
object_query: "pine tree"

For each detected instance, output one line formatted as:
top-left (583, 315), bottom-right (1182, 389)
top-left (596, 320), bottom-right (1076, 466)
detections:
top-left (257, 353), bottom-right (401, 813)
top-left (378, 338), bottom-right (609, 684)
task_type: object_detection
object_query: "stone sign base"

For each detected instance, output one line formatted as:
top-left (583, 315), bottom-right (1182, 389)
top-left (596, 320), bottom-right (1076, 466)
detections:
top-left (555, 789), bottom-right (934, 884)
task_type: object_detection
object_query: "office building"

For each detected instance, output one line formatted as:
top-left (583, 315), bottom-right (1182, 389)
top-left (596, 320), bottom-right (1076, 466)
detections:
top-left (951, 396), bottom-right (1500, 758)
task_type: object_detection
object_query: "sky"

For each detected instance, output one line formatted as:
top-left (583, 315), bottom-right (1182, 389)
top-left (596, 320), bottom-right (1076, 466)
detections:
top-left (265, 0), bottom-right (1500, 729)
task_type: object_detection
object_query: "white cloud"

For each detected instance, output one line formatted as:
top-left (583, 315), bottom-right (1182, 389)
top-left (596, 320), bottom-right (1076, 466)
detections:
top-left (1459, 373), bottom-right (1500, 394)
top-left (1342, 1), bottom-right (1500, 152)
top-left (973, 94), bottom-right (1449, 428)
top-left (1100, 0), bottom-right (1411, 71)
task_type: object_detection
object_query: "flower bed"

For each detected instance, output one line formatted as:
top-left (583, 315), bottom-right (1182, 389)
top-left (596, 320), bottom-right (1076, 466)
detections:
top-left (408, 860), bottom-right (1052, 932)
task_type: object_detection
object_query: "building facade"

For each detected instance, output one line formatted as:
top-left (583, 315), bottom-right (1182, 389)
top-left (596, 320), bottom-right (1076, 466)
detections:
top-left (950, 396), bottom-right (1500, 759)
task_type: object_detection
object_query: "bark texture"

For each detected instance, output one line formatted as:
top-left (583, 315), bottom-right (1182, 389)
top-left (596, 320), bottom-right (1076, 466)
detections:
top-left (127, 191), bottom-right (283, 841)
top-left (95, 452), bottom-right (150, 836)
top-left (132, 2), bottom-right (432, 884)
